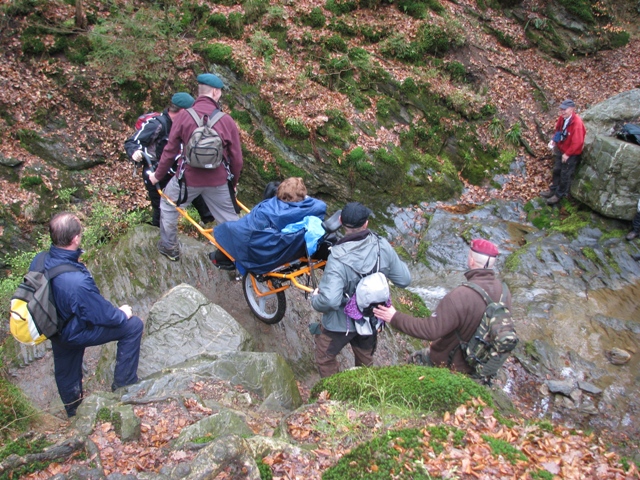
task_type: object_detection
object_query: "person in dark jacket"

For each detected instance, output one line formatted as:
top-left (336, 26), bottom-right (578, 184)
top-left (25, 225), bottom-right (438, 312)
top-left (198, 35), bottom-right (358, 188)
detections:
top-left (213, 177), bottom-right (326, 273)
top-left (541, 99), bottom-right (586, 205)
top-left (149, 74), bottom-right (243, 261)
top-left (373, 238), bottom-right (511, 375)
top-left (311, 202), bottom-right (411, 377)
top-left (124, 92), bottom-right (213, 227)
top-left (37, 212), bottom-right (144, 417)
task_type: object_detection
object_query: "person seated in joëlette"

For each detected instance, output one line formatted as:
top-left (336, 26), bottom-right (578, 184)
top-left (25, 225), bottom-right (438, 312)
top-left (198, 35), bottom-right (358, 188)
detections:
top-left (211, 177), bottom-right (326, 273)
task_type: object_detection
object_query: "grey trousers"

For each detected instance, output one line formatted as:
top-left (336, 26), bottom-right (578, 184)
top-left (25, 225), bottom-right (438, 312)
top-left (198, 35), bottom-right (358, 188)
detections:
top-left (159, 176), bottom-right (238, 250)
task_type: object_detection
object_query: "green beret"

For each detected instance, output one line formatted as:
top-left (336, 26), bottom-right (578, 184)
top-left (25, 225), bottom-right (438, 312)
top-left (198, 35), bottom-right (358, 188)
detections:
top-left (197, 73), bottom-right (225, 89)
top-left (171, 92), bottom-right (195, 109)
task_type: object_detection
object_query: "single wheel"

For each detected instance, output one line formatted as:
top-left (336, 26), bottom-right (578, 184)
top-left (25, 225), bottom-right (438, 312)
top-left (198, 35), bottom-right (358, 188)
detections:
top-left (242, 273), bottom-right (286, 324)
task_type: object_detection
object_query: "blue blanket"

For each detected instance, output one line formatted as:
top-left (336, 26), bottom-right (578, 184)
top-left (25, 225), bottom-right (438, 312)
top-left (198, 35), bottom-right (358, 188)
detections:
top-left (214, 196), bottom-right (327, 274)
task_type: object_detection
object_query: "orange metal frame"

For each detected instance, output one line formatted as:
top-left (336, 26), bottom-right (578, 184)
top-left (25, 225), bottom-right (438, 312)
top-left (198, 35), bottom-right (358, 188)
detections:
top-left (157, 189), bottom-right (325, 295)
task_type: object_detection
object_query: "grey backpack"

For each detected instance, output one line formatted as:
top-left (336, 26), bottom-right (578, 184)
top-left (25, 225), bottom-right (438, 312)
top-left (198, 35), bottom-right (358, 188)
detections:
top-left (184, 108), bottom-right (226, 169)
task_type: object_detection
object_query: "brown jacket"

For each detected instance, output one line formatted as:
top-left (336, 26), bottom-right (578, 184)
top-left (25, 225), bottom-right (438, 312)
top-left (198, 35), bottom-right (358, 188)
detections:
top-left (390, 269), bottom-right (511, 374)
top-left (155, 96), bottom-right (243, 188)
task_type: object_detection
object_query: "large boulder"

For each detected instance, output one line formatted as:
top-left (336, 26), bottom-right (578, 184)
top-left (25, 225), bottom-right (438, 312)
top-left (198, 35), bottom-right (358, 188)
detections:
top-left (572, 89), bottom-right (640, 220)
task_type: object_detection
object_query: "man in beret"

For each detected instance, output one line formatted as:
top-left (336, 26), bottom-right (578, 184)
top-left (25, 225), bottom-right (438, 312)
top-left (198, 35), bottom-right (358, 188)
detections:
top-left (311, 202), bottom-right (411, 377)
top-left (124, 92), bottom-right (213, 227)
top-left (149, 74), bottom-right (243, 261)
top-left (541, 99), bottom-right (586, 206)
top-left (374, 238), bottom-right (512, 375)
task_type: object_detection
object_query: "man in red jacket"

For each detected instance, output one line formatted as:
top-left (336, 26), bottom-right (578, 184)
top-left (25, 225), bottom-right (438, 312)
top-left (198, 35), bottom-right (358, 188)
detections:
top-left (149, 73), bottom-right (243, 261)
top-left (373, 239), bottom-right (511, 375)
top-left (541, 99), bottom-right (586, 205)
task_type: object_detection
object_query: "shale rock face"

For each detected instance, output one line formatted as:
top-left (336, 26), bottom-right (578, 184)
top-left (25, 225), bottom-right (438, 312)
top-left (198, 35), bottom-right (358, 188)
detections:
top-left (572, 89), bottom-right (640, 220)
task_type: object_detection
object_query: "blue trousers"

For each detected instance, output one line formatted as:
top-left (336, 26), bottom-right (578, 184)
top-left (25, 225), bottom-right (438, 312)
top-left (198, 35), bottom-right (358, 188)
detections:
top-left (50, 317), bottom-right (144, 417)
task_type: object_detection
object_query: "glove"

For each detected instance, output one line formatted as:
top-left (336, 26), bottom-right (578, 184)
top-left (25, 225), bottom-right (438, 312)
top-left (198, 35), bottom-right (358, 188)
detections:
top-left (406, 348), bottom-right (431, 365)
top-left (132, 150), bottom-right (143, 163)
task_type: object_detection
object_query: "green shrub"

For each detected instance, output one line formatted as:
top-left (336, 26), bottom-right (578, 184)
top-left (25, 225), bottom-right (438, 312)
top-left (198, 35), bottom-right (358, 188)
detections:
top-left (360, 25), bottom-right (388, 43)
top-left (310, 365), bottom-right (493, 413)
top-left (326, 109), bottom-right (349, 129)
top-left (0, 379), bottom-right (37, 437)
top-left (243, 0), bottom-right (268, 23)
top-left (397, 0), bottom-right (427, 19)
top-left (206, 13), bottom-right (228, 32)
top-left (20, 28), bottom-right (46, 56)
top-left (66, 35), bottom-right (92, 65)
top-left (380, 34), bottom-right (422, 63)
top-left (557, 0), bottom-right (594, 23)
top-left (284, 118), bottom-right (310, 139)
top-left (196, 43), bottom-right (236, 69)
top-left (20, 175), bottom-right (43, 188)
top-left (329, 19), bottom-right (358, 37)
top-left (3, 0), bottom-right (42, 17)
top-left (345, 146), bottom-right (366, 164)
top-left (445, 60), bottom-right (466, 82)
top-left (609, 30), bottom-right (630, 49)
top-left (324, 35), bottom-right (348, 52)
top-left (250, 29), bottom-right (276, 61)
top-left (325, 0), bottom-right (357, 15)
top-left (505, 122), bottom-right (521, 146)
top-left (305, 7), bottom-right (326, 28)
top-left (400, 77), bottom-right (419, 95)
top-left (227, 12), bottom-right (245, 39)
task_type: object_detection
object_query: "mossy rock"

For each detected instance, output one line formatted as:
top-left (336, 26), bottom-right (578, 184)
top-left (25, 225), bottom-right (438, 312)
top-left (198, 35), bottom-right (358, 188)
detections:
top-left (310, 365), bottom-right (494, 414)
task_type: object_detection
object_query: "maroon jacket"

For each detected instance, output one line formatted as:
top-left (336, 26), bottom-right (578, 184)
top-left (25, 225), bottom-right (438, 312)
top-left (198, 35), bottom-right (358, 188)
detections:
top-left (389, 269), bottom-right (511, 374)
top-left (155, 96), bottom-right (243, 188)
top-left (554, 113), bottom-right (586, 156)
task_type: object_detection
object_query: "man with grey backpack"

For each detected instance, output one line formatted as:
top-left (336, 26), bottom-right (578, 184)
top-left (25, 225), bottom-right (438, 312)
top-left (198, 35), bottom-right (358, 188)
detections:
top-left (149, 73), bottom-right (243, 261)
top-left (311, 202), bottom-right (411, 377)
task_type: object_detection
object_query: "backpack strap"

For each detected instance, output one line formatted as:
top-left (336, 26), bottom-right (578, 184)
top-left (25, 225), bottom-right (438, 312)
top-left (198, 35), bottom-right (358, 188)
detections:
top-left (31, 252), bottom-right (80, 278)
top-left (186, 108), bottom-right (204, 127)
top-left (206, 109), bottom-right (226, 128)
top-left (461, 281), bottom-right (493, 306)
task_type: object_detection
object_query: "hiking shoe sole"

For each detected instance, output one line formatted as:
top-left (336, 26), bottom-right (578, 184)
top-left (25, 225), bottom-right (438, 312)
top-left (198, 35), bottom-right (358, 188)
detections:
top-left (158, 244), bottom-right (180, 261)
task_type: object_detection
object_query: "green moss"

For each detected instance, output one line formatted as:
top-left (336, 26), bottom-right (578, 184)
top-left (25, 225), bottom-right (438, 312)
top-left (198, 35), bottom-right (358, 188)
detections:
top-left (195, 43), bottom-right (239, 72)
top-left (556, 0), bottom-right (594, 23)
top-left (325, 0), bottom-right (357, 16)
top-left (304, 7), bottom-right (326, 28)
top-left (609, 30), bottom-right (630, 49)
top-left (582, 246), bottom-right (598, 262)
top-left (324, 34), bottom-right (348, 52)
top-left (0, 435), bottom-right (53, 478)
top-left (530, 470), bottom-right (555, 480)
top-left (523, 341), bottom-right (537, 357)
top-left (20, 175), bottom-right (43, 189)
top-left (0, 378), bottom-right (36, 438)
top-left (231, 109), bottom-right (252, 129)
top-left (393, 288), bottom-right (431, 318)
top-left (504, 247), bottom-right (526, 272)
top-left (275, 157), bottom-right (306, 178)
top-left (257, 457), bottom-right (273, 479)
top-left (284, 118), bottom-right (310, 139)
top-left (310, 365), bottom-right (493, 413)
top-left (482, 434), bottom-right (527, 464)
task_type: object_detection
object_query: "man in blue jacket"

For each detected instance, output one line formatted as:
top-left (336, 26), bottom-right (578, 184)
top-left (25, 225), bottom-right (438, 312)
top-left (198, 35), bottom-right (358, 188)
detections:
top-left (36, 212), bottom-right (144, 417)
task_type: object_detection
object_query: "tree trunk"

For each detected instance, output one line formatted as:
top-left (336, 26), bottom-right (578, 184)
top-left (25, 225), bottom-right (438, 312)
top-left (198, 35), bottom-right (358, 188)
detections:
top-left (75, 0), bottom-right (87, 30)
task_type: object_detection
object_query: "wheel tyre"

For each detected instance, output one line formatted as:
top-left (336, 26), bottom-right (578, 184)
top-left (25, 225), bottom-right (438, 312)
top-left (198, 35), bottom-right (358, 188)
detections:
top-left (242, 273), bottom-right (286, 324)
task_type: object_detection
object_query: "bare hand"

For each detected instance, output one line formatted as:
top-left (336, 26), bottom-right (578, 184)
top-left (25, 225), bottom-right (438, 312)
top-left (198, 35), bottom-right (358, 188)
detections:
top-left (312, 288), bottom-right (319, 296)
top-left (148, 172), bottom-right (159, 185)
top-left (373, 305), bottom-right (396, 322)
top-left (561, 153), bottom-right (569, 163)
top-left (119, 304), bottom-right (133, 319)
top-left (132, 150), bottom-right (143, 162)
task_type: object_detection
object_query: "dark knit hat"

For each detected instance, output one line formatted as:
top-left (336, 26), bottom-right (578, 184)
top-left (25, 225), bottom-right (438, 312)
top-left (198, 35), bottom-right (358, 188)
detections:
top-left (197, 73), bottom-right (225, 89)
top-left (471, 238), bottom-right (499, 257)
top-left (171, 92), bottom-right (195, 109)
top-left (559, 99), bottom-right (575, 110)
top-left (341, 202), bottom-right (372, 228)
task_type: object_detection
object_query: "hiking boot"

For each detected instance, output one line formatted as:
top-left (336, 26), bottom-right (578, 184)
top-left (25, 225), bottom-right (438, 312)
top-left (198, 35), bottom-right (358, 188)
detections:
top-left (208, 251), bottom-right (235, 270)
top-left (540, 190), bottom-right (555, 198)
top-left (158, 243), bottom-right (180, 261)
top-left (546, 195), bottom-right (561, 205)
top-left (626, 230), bottom-right (639, 241)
